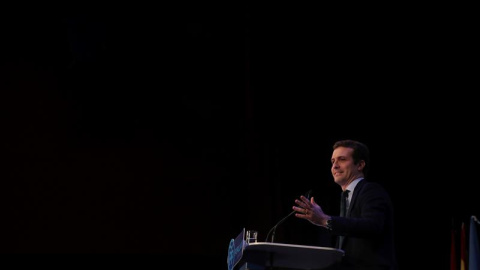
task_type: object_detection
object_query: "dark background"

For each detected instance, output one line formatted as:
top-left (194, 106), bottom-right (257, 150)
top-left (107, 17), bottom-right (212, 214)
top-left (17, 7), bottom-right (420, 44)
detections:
top-left (1, 4), bottom-right (478, 269)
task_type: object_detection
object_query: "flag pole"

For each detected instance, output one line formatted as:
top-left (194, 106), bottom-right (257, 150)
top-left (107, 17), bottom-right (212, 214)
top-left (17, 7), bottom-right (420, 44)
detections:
top-left (473, 215), bottom-right (480, 225)
top-left (469, 215), bottom-right (479, 270)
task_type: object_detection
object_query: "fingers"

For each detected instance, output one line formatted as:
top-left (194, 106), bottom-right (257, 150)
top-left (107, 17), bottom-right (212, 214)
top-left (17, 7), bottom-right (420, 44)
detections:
top-left (293, 199), bottom-right (312, 215)
top-left (292, 206), bottom-right (306, 213)
top-left (295, 197), bottom-right (312, 209)
top-left (292, 206), bottom-right (308, 219)
top-left (301, 195), bottom-right (317, 207)
top-left (300, 195), bottom-right (310, 204)
top-left (293, 195), bottom-right (320, 221)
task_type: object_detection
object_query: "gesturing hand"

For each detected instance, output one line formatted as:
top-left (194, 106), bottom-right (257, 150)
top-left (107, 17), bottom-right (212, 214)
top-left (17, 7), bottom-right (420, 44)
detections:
top-left (292, 195), bottom-right (328, 226)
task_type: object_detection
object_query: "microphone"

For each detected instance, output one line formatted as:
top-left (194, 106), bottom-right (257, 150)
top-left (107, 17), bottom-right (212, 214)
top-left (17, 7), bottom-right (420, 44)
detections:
top-left (265, 189), bottom-right (312, 243)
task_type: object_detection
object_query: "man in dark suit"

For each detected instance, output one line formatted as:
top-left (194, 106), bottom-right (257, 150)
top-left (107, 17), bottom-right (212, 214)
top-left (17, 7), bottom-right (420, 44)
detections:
top-left (292, 139), bottom-right (398, 270)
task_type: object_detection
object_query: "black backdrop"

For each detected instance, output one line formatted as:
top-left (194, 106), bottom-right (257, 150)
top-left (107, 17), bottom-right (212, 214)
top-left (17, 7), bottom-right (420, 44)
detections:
top-left (1, 5), bottom-right (478, 269)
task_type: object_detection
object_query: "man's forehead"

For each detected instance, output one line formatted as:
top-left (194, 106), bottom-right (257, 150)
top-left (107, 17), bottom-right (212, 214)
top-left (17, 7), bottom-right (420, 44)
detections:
top-left (332, 147), bottom-right (353, 157)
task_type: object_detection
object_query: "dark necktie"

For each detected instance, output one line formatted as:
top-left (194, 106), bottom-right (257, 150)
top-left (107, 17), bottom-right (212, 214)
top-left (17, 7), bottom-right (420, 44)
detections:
top-left (338, 190), bottom-right (350, 249)
top-left (340, 190), bottom-right (350, 217)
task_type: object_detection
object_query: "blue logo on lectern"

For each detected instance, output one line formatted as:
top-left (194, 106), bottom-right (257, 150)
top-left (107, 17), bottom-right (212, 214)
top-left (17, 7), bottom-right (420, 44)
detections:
top-left (227, 229), bottom-right (245, 270)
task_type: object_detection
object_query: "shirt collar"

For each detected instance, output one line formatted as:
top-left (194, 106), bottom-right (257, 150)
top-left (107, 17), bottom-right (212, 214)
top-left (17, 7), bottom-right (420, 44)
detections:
top-left (346, 177), bottom-right (363, 194)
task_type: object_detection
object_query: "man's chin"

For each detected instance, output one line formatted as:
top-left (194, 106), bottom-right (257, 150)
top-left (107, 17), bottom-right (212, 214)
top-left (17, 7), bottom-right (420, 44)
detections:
top-left (333, 178), bottom-right (345, 185)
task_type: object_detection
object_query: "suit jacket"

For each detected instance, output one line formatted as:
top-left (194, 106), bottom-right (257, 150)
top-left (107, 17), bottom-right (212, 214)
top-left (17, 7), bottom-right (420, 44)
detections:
top-left (329, 179), bottom-right (398, 270)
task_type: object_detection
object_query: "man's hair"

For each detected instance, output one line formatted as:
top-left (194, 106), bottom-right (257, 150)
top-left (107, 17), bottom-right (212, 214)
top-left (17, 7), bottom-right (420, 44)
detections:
top-left (333, 139), bottom-right (370, 177)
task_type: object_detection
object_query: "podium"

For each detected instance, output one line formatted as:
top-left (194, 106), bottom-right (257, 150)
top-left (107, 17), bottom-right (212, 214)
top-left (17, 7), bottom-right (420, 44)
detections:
top-left (236, 242), bottom-right (344, 270)
top-left (227, 229), bottom-right (344, 270)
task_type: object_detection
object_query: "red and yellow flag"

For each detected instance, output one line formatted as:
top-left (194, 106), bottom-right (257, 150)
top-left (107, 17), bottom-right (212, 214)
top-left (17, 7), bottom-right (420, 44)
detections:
top-left (461, 222), bottom-right (467, 270)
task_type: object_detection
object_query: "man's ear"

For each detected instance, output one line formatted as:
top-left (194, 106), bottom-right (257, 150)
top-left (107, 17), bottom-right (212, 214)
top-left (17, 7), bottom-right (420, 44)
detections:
top-left (357, 160), bottom-right (365, 171)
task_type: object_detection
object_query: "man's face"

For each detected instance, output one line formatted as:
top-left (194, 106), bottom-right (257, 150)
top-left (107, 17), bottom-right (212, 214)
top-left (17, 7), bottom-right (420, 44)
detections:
top-left (331, 146), bottom-right (363, 187)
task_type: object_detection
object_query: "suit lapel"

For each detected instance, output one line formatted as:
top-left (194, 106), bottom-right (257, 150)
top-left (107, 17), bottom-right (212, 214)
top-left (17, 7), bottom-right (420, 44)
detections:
top-left (346, 179), bottom-right (366, 217)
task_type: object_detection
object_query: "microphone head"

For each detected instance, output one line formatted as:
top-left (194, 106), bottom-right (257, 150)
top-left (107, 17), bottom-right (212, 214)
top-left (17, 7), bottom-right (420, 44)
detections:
top-left (305, 189), bottom-right (313, 200)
